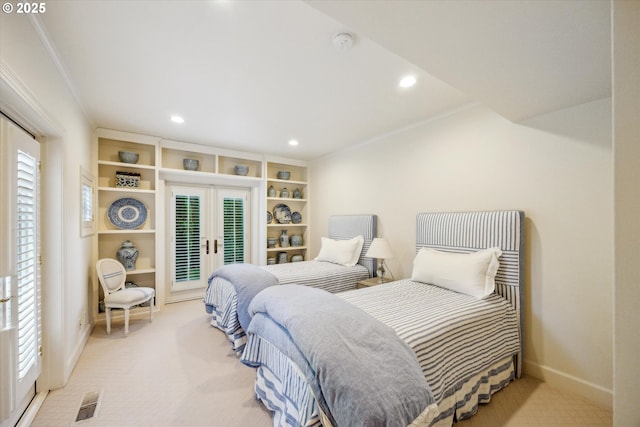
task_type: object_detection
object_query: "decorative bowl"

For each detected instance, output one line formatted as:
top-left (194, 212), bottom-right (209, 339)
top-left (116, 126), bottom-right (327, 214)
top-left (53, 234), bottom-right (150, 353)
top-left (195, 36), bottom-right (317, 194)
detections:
top-left (267, 238), bottom-right (277, 248)
top-left (277, 170), bottom-right (291, 180)
top-left (118, 151), bottom-right (139, 164)
top-left (183, 159), bottom-right (199, 171)
top-left (234, 164), bottom-right (249, 176)
top-left (291, 255), bottom-right (304, 262)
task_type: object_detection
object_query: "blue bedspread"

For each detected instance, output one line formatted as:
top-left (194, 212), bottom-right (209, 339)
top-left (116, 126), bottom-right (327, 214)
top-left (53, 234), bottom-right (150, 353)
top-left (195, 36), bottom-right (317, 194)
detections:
top-left (243, 284), bottom-right (437, 427)
top-left (207, 264), bottom-right (278, 331)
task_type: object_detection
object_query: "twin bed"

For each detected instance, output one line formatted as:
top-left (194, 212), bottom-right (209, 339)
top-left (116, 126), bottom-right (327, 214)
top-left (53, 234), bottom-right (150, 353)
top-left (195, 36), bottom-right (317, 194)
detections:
top-left (204, 214), bottom-right (377, 353)
top-left (205, 210), bottom-right (525, 426)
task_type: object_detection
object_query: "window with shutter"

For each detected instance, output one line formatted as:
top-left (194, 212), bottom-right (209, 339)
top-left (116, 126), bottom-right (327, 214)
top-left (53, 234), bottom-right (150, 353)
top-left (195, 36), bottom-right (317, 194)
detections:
top-left (175, 194), bottom-right (201, 282)
top-left (16, 148), bottom-right (40, 380)
top-left (223, 197), bottom-right (245, 264)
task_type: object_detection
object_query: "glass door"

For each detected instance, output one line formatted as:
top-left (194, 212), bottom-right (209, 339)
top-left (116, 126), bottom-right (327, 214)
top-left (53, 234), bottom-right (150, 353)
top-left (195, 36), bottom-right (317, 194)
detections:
top-left (168, 185), bottom-right (209, 293)
top-left (0, 117), bottom-right (41, 427)
top-left (214, 188), bottom-right (250, 269)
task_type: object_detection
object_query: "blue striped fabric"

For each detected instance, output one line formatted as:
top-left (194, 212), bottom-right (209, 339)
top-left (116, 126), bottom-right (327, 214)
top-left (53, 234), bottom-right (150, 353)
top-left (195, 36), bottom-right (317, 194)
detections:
top-left (416, 210), bottom-right (524, 377)
top-left (328, 214), bottom-right (377, 277)
top-left (243, 280), bottom-right (520, 426)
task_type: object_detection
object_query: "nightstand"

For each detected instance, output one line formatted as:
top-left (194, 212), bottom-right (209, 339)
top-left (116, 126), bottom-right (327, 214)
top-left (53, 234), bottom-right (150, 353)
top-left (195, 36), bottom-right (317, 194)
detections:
top-left (356, 277), bottom-right (393, 289)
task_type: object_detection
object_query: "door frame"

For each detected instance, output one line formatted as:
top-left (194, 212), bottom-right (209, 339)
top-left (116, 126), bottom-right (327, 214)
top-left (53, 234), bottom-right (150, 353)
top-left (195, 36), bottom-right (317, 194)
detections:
top-left (159, 175), bottom-right (264, 305)
top-left (1, 66), bottom-right (67, 424)
top-left (165, 183), bottom-right (213, 301)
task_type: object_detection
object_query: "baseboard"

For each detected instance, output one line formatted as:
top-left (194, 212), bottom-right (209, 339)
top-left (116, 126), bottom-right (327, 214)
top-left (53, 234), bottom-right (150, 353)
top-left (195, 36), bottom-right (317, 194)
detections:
top-left (16, 391), bottom-right (47, 427)
top-left (523, 360), bottom-right (613, 409)
top-left (66, 323), bottom-right (92, 383)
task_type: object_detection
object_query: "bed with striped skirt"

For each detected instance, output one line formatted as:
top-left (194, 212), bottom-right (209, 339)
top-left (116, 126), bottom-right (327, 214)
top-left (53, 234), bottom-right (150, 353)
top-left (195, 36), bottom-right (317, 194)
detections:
top-left (204, 214), bottom-right (377, 354)
top-left (241, 210), bottom-right (525, 426)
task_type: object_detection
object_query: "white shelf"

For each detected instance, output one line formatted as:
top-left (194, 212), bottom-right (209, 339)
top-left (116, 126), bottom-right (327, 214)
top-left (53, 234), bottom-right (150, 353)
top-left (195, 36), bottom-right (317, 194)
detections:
top-left (98, 229), bottom-right (156, 235)
top-left (98, 186), bottom-right (156, 194)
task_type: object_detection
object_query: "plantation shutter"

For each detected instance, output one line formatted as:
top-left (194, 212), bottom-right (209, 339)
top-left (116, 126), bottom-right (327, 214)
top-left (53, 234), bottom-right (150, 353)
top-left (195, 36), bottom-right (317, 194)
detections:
top-left (174, 195), bottom-right (201, 282)
top-left (223, 197), bottom-right (244, 264)
top-left (16, 148), bottom-right (40, 380)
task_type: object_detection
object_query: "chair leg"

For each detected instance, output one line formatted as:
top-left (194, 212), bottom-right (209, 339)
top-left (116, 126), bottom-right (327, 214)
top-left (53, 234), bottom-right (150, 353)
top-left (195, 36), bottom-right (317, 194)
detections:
top-left (149, 297), bottom-right (154, 323)
top-left (124, 308), bottom-right (130, 336)
top-left (106, 307), bottom-right (111, 335)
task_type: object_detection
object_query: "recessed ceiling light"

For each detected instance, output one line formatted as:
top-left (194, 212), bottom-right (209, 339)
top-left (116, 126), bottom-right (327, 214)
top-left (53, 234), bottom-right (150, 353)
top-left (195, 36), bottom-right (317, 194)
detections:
top-left (399, 75), bottom-right (417, 88)
top-left (288, 139), bottom-right (299, 146)
top-left (170, 115), bottom-right (184, 124)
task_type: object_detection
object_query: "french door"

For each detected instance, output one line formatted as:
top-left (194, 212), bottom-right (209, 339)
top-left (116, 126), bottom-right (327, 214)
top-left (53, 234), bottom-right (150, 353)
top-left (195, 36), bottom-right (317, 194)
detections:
top-left (167, 184), bottom-right (250, 300)
top-left (0, 117), bottom-right (42, 427)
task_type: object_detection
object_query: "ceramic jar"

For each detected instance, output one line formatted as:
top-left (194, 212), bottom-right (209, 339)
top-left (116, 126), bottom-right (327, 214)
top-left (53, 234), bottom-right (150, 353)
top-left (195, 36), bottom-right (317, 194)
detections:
top-left (268, 185), bottom-right (276, 197)
top-left (277, 252), bottom-right (288, 264)
top-left (116, 240), bottom-right (138, 270)
top-left (279, 230), bottom-right (289, 248)
top-left (293, 188), bottom-right (302, 199)
top-left (290, 234), bottom-right (303, 247)
top-left (280, 187), bottom-right (289, 198)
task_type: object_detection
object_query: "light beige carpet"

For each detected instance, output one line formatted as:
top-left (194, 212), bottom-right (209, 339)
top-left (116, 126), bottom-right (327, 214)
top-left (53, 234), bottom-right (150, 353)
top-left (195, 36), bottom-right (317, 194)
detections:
top-left (31, 299), bottom-right (272, 426)
top-left (31, 299), bottom-right (612, 426)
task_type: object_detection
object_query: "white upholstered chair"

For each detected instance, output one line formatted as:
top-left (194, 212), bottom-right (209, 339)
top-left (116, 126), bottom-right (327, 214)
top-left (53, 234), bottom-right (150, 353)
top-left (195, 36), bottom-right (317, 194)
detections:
top-left (96, 258), bottom-right (155, 336)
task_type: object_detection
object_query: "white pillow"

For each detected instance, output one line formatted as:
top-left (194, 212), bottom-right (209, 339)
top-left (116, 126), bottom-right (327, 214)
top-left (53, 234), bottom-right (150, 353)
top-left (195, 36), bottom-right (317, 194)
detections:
top-left (315, 235), bottom-right (365, 267)
top-left (411, 247), bottom-right (502, 299)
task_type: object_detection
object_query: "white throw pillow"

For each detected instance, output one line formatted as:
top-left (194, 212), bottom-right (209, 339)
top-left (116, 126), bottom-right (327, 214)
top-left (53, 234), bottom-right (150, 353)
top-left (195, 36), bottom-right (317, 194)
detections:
top-left (315, 235), bottom-right (365, 267)
top-left (411, 247), bottom-right (502, 299)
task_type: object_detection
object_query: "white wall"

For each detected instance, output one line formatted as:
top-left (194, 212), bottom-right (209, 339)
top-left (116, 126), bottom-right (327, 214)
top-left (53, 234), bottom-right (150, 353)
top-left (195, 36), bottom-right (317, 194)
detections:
top-left (310, 100), bottom-right (613, 407)
top-left (1, 14), bottom-right (93, 389)
top-left (613, 1), bottom-right (640, 425)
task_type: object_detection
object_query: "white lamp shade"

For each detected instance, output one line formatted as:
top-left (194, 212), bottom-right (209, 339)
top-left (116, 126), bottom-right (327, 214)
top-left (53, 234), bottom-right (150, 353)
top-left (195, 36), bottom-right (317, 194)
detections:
top-left (365, 238), bottom-right (394, 259)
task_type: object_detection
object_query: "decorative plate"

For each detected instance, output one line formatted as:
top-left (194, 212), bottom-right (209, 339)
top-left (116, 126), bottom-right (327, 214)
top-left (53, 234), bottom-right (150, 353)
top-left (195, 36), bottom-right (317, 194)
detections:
top-left (267, 211), bottom-right (272, 224)
top-left (107, 197), bottom-right (147, 229)
top-left (291, 211), bottom-right (302, 224)
top-left (273, 203), bottom-right (292, 224)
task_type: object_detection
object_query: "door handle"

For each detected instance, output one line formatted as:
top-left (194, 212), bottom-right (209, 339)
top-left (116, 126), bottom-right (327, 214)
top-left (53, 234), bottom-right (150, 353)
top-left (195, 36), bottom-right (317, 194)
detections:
top-left (214, 239), bottom-right (218, 254)
top-left (206, 240), bottom-right (209, 255)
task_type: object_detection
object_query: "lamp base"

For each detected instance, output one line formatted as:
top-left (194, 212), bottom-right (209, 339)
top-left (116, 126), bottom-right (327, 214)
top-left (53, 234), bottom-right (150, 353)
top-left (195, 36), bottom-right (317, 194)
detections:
top-left (377, 263), bottom-right (386, 283)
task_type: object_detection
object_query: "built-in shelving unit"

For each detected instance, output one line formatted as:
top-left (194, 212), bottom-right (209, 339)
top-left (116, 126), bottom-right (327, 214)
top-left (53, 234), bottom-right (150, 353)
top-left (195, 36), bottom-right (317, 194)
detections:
top-left (266, 161), bottom-right (309, 264)
top-left (92, 129), bottom-right (309, 322)
top-left (94, 129), bottom-right (160, 318)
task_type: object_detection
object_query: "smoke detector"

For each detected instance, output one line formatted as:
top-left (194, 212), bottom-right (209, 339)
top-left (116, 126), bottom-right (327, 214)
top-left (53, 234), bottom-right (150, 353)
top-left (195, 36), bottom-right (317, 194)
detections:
top-left (333, 33), bottom-right (354, 50)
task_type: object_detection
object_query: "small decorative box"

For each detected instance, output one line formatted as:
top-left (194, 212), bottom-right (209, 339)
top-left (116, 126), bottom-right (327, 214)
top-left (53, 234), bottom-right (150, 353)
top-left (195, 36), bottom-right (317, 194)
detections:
top-left (115, 171), bottom-right (141, 188)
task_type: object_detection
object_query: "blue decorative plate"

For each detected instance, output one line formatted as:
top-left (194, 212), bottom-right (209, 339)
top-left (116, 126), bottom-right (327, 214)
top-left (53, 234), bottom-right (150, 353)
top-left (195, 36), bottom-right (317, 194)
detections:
top-left (267, 211), bottom-right (272, 224)
top-left (291, 211), bottom-right (302, 224)
top-left (273, 204), bottom-right (291, 224)
top-left (108, 198), bottom-right (147, 229)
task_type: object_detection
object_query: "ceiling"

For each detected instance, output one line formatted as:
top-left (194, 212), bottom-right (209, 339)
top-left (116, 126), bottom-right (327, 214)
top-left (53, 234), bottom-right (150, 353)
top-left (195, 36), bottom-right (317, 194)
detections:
top-left (36, 0), bottom-right (611, 161)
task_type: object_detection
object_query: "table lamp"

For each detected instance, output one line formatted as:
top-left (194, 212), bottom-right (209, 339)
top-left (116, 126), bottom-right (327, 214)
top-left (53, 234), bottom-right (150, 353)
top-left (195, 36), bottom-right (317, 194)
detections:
top-left (365, 237), bottom-right (394, 283)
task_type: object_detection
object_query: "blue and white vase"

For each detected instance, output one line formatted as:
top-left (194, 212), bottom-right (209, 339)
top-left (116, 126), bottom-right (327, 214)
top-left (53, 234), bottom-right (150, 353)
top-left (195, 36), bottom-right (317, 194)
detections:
top-left (116, 240), bottom-right (138, 270)
top-left (290, 234), bottom-right (303, 247)
top-left (279, 230), bottom-right (289, 248)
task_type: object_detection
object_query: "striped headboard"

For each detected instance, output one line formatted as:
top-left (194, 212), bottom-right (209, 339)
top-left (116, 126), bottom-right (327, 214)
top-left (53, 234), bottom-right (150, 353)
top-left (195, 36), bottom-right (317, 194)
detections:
top-left (415, 210), bottom-right (525, 377)
top-left (328, 214), bottom-right (377, 278)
